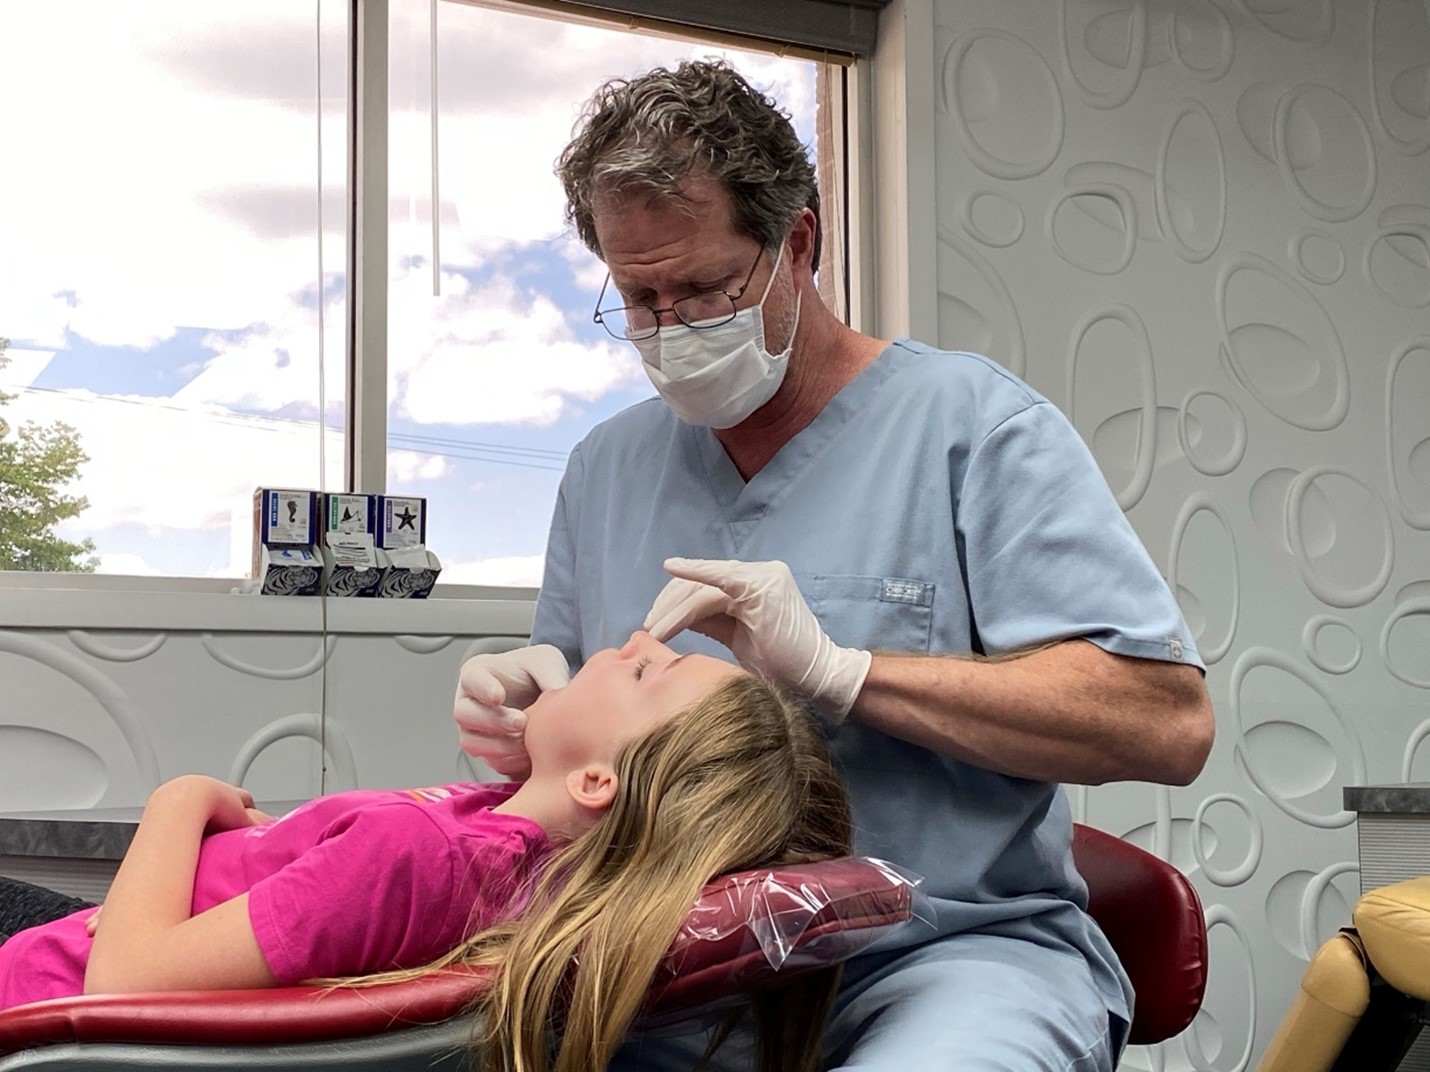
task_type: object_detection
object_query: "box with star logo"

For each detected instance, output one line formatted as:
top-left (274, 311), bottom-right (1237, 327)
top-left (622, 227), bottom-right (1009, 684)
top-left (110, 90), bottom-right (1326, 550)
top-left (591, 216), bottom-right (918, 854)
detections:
top-left (377, 496), bottom-right (427, 550)
top-left (376, 495), bottom-right (440, 598)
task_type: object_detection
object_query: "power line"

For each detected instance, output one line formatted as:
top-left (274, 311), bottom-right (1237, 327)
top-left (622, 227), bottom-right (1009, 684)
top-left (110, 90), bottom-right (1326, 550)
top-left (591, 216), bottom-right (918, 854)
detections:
top-left (1, 382), bottom-right (571, 472)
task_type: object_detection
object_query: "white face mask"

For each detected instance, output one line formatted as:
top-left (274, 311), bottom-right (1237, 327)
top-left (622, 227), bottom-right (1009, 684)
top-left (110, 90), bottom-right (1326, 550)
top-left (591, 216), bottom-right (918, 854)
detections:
top-left (633, 241), bottom-right (800, 429)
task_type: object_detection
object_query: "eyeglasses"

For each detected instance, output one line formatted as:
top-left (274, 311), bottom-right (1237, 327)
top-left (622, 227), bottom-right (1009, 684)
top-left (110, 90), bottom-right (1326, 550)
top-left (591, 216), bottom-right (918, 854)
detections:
top-left (592, 247), bottom-right (765, 341)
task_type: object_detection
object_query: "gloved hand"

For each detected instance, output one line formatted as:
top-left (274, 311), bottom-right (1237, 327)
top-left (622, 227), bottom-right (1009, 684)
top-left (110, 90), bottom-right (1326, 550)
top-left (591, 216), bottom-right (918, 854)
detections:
top-left (453, 644), bottom-right (570, 778)
top-left (643, 558), bottom-right (872, 720)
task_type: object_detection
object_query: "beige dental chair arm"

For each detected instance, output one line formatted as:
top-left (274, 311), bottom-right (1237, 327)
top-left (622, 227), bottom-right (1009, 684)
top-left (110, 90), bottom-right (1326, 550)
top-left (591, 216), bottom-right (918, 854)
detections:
top-left (1257, 875), bottom-right (1430, 1072)
top-left (1256, 931), bottom-right (1370, 1072)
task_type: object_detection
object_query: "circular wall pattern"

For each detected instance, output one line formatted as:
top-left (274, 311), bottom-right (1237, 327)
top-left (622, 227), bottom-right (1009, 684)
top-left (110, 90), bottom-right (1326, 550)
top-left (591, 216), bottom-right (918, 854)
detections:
top-left (1365, 225), bottom-right (1430, 307)
top-left (943, 29), bottom-right (1066, 179)
top-left (960, 188), bottom-right (1026, 247)
top-left (1066, 304), bottom-right (1157, 510)
top-left (1185, 906), bottom-right (1257, 1072)
top-left (1168, 494), bottom-right (1239, 664)
top-left (1241, 0), bottom-right (1335, 46)
top-left (1179, 391), bottom-right (1247, 477)
top-left (937, 226), bottom-right (1028, 377)
top-left (1156, 99), bottom-right (1226, 263)
top-left (1170, 0), bottom-right (1234, 81)
top-left (1286, 467), bottom-right (1395, 609)
top-left (1385, 338), bottom-right (1430, 528)
top-left (1193, 794), bottom-right (1264, 887)
top-left (1218, 254), bottom-right (1351, 431)
top-left (1369, 0), bottom-right (1430, 155)
top-left (1059, 0), bottom-right (1147, 110)
top-left (1302, 615), bottom-right (1363, 675)
top-left (1274, 84), bottom-right (1377, 223)
top-left (1383, 599), bottom-right (1430, 688)
top-left (1290, 230), bottom-right (1346, 285)
top-left (1231, 647), bottom-right (1365, 828)
top-left (1048, 184), bottom-right (1136, 274)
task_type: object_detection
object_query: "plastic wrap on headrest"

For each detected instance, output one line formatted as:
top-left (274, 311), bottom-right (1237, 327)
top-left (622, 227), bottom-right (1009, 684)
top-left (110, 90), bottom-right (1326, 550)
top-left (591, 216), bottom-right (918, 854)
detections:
top-left (632, 855), bottom-right (931, 1036)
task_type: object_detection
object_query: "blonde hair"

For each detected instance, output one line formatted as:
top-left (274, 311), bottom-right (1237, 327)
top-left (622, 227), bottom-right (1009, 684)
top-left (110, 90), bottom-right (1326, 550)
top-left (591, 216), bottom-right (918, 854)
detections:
top-left (411, 673), bottom-right (849, 1072)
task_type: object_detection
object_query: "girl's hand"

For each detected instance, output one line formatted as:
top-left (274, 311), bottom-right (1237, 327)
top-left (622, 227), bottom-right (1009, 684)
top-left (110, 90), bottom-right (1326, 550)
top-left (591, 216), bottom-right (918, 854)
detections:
top-left (85, 906), bottom-right (102, 936)
top-left (146, 775), bottom-right (271, 833)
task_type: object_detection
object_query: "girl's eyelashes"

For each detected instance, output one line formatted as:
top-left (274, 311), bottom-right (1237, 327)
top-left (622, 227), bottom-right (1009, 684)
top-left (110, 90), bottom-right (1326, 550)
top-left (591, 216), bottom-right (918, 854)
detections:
top-left (633, 656), bottom-right (652, 681)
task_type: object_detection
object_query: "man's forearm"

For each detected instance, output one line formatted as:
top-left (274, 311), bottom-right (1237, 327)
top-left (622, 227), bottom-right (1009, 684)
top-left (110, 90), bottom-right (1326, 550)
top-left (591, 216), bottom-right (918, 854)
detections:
top-left (850, 639), bottom-right (1214, 785)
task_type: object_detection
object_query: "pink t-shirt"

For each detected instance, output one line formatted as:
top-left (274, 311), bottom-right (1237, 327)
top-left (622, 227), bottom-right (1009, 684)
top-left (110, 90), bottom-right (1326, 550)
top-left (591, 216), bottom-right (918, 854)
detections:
top-left (0, 782), bottom-right (548, 1010)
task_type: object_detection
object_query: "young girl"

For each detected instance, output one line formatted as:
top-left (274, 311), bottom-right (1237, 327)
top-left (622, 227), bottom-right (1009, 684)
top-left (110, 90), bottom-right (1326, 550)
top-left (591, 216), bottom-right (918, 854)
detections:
top-left (0, 631), bottom-right (851, 1072)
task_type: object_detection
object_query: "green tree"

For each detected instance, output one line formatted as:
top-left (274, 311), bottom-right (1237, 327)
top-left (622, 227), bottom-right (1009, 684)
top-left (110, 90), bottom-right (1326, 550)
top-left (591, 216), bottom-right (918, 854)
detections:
top-left (0, 337), bottom-right (98, 571)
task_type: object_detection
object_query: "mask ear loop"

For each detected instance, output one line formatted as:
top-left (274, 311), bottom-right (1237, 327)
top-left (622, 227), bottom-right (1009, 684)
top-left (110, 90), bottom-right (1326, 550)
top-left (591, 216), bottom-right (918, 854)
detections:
top-left (758, 237), bottom-right (800, 358)
top-left (757, 237), bottom-right (790, 305)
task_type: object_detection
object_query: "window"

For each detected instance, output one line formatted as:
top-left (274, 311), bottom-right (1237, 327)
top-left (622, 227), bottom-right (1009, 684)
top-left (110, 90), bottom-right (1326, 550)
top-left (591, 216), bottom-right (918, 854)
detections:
top-left (0, 1), bottom-right (844, 584)
top-left (0, 0), bottom-right (349, 578)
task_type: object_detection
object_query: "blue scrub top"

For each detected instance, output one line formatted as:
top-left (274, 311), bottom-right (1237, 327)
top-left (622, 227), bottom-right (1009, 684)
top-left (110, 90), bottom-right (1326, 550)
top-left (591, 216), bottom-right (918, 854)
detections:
top-left (531, 338), bottom-right (1203, 1023)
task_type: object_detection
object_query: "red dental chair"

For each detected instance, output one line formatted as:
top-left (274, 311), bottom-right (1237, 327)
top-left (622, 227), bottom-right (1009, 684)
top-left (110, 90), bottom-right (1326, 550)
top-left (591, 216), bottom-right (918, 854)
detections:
top-left (0, 826), bottom-right (1206, 1070)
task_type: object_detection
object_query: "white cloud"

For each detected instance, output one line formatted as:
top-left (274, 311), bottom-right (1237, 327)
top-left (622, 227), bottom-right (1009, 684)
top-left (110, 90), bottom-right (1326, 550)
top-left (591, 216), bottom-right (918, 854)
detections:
top-left (91, 552), bottom-right (164, 577)
top-left (558, 237), bottom-right (611, 293)
top-left (0, 1), bottom-right (816, 577)
top-left (5, 387), bottom-right (342, 534)
top-left (388, 449), bottom-right (450, 484)
top-left (439, 553), bottom-right (545, 588)
top-left (389, 266), bottom-right (643, 427)
top-left (0, 349), bottom-right (57, 391)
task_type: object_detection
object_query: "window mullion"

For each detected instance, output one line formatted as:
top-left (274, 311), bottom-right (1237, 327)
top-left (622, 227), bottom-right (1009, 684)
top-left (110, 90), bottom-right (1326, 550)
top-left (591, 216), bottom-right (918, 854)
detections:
top-left (348, 0), bottom-right (390, 495)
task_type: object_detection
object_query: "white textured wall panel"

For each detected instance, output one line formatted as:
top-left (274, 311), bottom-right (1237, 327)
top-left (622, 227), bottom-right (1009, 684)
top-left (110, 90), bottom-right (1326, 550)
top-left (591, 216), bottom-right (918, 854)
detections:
top-left (0, 596), bottom-right (526, 811)
top-left (925, 0), bottom-right (1430, 1066)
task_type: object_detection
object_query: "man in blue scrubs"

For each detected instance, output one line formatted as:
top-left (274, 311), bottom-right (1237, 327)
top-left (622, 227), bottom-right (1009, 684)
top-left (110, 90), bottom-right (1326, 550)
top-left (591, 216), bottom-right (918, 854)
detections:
top-left (453, 60), bottom-right (1214, 1070)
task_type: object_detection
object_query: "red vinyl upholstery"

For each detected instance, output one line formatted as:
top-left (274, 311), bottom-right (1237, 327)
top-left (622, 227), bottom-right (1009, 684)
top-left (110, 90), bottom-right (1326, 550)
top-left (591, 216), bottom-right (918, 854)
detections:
top-left (0, 828), bottom-right (1207, 1059)
top-left (1073, 822), bottom-right (1209, 1045)
top-left (0, 855), bottom-right (911, 1057)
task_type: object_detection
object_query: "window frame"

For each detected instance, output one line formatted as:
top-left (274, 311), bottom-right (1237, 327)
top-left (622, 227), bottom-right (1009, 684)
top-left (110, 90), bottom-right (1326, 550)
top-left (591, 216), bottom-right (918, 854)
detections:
top-left (0, 0), bottom-right (872, 596)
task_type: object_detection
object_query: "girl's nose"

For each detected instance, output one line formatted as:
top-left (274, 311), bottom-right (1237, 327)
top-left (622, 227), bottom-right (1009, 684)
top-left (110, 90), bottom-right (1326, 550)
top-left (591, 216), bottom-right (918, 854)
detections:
top-left (619, 630), bottom-right (655, 658)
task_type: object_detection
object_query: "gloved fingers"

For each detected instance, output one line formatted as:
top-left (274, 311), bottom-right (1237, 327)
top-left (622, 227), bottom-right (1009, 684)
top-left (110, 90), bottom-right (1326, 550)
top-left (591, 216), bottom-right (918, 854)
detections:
top-left (457, 645), bottom-right (570, 709)
top-left (456, 722), bottom-right (531, 777)
top-left (457, 661), bottom-right (510, 708)
top-left (644, 577), bottom-right (732, 642)
top-left (522, 644), bottom-right (573, 693)
top-left (483, 752), bottom-right (533, 781)
top-left (661, 556), bottom-right (772, 598)
top-left (455, 694), bottom-right (528, 736)
top-left (685, 610), bottom-right (739, 650)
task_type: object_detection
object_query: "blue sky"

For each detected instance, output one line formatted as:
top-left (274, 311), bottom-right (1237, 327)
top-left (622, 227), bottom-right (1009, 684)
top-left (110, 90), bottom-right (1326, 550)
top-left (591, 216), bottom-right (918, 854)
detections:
top-left (0, 0), bottom-right (818, 583)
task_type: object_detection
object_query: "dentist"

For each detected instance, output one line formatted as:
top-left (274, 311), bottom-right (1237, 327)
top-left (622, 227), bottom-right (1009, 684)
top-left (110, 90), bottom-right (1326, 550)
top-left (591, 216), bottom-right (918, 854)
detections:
top-left (453, 60), bottom-right (1214, 1071)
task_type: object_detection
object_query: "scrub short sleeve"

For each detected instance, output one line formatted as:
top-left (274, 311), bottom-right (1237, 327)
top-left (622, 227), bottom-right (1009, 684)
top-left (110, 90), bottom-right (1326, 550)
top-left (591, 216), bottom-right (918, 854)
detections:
top-left (531, 444), bottom-right (584, 670)
top-left (958, 401), bottom-right (1201, 669)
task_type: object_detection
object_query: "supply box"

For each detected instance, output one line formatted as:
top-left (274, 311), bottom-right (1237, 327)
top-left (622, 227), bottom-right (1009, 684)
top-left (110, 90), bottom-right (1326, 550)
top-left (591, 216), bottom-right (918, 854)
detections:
top-left (376, 495), bottom-right (441, 598)
top-left (252, 489), bottom-right (322, 595)
top-left (320, 492), bottom-right (383, 597)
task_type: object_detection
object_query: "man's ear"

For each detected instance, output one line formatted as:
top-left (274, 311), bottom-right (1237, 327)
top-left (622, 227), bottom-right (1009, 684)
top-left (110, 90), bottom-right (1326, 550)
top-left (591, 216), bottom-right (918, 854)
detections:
top-left (565, 764), bottom-right (618, 815)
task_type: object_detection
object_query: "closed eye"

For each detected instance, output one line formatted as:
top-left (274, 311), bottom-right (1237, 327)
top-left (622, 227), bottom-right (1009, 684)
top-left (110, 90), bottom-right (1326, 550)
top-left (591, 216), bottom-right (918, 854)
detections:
top-left (633, 656), bottom-right (652, 681)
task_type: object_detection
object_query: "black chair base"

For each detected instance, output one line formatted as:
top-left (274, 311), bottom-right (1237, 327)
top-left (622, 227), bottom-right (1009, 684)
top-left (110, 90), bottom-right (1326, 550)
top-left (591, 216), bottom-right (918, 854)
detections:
top-left (1331, 976), bottom-right (1430, 1072)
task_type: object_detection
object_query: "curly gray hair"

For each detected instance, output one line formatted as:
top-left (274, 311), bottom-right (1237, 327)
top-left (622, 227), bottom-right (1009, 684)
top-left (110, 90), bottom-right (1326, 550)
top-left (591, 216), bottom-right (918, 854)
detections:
top-left (556, 60), bottom-right (821, 266)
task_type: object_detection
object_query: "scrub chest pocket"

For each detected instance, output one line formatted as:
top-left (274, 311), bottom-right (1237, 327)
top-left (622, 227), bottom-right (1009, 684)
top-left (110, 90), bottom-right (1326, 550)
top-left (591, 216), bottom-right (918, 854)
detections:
top-left (799, 574), bottom-right (935, 654)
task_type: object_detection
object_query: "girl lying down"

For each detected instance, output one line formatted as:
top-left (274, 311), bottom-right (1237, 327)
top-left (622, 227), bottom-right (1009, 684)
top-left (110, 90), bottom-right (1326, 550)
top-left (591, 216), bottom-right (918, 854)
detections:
top-left (0, 631), bottom-right (851, 1072)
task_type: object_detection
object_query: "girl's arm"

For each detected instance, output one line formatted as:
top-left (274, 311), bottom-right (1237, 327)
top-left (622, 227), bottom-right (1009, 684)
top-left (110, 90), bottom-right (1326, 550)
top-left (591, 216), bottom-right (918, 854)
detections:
top-left (84, 775), bottom-right (279, 994)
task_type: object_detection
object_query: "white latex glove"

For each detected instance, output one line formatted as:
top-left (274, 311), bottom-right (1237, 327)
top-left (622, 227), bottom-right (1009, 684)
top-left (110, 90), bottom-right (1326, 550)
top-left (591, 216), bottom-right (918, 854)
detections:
top-left (643, 558), bottom-right (872, 720)
top-left (453, 644), bottom-right (570, 778)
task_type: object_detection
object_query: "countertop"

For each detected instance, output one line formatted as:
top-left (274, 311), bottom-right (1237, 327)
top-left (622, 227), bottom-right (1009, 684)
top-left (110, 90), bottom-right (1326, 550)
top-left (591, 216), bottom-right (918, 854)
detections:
top-left (0, 802), bottom-right (304, 860)
top-left (1343, 785), bottom-right (1430, 815)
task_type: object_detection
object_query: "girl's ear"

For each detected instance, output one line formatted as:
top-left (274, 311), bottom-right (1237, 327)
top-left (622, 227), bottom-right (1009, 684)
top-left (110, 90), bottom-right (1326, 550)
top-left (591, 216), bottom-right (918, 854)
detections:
top-left (565, 764), bottom-right (618, 815)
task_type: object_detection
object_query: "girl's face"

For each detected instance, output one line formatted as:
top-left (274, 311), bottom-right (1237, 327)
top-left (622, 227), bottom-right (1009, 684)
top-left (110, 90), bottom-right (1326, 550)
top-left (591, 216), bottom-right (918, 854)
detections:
top-left (524, 631), bottom-right (739, 773)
